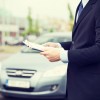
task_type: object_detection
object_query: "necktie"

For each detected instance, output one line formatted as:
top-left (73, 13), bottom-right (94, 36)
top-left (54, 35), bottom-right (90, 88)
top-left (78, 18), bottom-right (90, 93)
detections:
top-left (78, 1), bottom-right (83, 19)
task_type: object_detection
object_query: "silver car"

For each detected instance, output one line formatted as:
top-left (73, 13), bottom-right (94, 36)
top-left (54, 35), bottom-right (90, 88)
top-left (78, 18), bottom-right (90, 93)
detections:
top-left (0, 33), bottom-right (71, 99)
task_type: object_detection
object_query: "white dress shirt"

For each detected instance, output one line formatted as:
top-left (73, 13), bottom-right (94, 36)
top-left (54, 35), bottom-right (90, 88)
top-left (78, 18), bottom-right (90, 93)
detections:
top-left (82, 0), bottom-right (89, 8)
top-left (60, 0), bottom-right (89, 63)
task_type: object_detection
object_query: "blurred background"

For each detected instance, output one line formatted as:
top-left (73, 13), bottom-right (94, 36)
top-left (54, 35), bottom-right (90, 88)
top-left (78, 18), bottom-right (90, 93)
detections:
top-left (0, 0), bottom-right (80, 61)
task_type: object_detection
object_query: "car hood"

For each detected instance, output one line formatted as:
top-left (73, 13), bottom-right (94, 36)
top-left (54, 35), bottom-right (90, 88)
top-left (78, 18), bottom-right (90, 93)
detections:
top-left (2, 52), bottom-right (66, 71)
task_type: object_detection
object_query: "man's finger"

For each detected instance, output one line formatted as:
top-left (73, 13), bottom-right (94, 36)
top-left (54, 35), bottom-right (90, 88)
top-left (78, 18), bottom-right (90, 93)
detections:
top-left (42, 47), bottom-right (53, 51)
top-left (40, 51), bottom-right (48, 56)
top-left (42, 42), bottom-right (52, 47)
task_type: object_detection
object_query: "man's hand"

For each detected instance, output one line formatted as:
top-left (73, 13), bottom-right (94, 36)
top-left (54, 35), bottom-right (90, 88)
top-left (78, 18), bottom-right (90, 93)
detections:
top-left (41, 47), bottom-right (63, 62)
top-left (43, 42), bottom-right (61, 48)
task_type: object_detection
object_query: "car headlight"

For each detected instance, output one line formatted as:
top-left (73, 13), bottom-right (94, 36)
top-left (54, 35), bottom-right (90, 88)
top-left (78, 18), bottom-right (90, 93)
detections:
top-left (43, 64), bottom-right (67, 77)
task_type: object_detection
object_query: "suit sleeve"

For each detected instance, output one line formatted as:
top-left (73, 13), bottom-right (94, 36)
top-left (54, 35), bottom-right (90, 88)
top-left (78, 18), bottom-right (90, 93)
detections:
top-left (60, 41), bottom-right (72, 50)
top-left (68, 10), bottom-right (100, 65)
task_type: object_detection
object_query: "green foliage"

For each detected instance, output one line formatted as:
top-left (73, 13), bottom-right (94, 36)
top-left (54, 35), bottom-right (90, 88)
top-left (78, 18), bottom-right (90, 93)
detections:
top-left (27, 8), bottom-right (34, 35)
top-left (5, 32), bottom-right (9, 36)
top-left (67, 3), bottom-right (74, 21)
top-left (21, 7), bottom-right (40, 37)
top-left (33, 19), bottom-right (40, 36)
top-left (67, 3), bottom-right (74, 31)
top-left (49, 28), bottom-right (55, 33)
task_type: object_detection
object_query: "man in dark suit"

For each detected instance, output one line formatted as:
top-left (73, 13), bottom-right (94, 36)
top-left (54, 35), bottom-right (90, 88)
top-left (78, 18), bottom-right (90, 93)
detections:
top-left (41, 0), bottom-right (100, 100)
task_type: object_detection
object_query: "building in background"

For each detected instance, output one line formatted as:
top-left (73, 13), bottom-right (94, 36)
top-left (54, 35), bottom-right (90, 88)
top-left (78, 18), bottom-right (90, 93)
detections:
top-left (0, 8), bottom-right (26, 45)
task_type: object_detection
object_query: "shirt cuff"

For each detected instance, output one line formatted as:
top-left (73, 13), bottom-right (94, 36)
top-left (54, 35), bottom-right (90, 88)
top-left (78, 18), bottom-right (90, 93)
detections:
top-left (60, 49), bottom-right (68, 63)
top-left (57, 43), bottom-right (62, 48)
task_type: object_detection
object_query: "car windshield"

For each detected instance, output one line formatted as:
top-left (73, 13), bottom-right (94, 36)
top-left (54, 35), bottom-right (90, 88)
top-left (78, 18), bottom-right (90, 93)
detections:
top-left (21, 34), bottom-right (71, 53)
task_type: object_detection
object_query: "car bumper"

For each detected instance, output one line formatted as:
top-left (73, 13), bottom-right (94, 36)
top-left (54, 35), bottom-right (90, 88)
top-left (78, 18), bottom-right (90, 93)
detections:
top-left (1, 89), bottom-right (65, 99)
top-left (0, 73), bottom-right (67, 99)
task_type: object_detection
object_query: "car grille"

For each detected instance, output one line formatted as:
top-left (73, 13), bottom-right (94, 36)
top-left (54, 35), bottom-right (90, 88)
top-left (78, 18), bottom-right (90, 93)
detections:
top-left (6, 68), bottom-right (36, 78)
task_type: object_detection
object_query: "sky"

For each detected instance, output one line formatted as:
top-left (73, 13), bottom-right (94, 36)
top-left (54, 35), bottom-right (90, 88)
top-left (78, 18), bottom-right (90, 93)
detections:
top-left (0, 0), bottom-right (80, 20)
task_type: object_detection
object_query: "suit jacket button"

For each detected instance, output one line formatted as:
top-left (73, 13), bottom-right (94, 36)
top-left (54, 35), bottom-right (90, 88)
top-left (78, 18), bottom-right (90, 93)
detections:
top-left (72, 41), bottom-right (74, 44)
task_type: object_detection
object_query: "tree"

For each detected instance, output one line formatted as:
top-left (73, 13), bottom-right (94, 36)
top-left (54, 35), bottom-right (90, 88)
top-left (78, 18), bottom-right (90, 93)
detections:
top-left (33, 18), bottom-right (40, 36)
top-left (22, 7), bottom-right (40, 37)
top-left (67, 3), bottom-right (74, 21)
top-left (27, 7), bottom-right (34, 35)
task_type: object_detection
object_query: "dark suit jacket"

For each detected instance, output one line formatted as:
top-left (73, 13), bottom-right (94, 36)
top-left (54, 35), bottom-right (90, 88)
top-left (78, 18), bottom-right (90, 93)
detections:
top-left (61, 0), bottom-right (100, 100)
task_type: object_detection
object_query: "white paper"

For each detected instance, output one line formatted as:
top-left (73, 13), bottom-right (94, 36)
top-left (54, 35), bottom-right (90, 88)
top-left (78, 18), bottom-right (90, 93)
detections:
top-left (23, 40), bottom-right (44, 51)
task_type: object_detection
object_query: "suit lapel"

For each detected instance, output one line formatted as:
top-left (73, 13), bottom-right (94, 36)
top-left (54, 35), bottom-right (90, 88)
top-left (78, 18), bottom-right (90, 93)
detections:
top-left (72, 0), bottom-right (97, 35)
